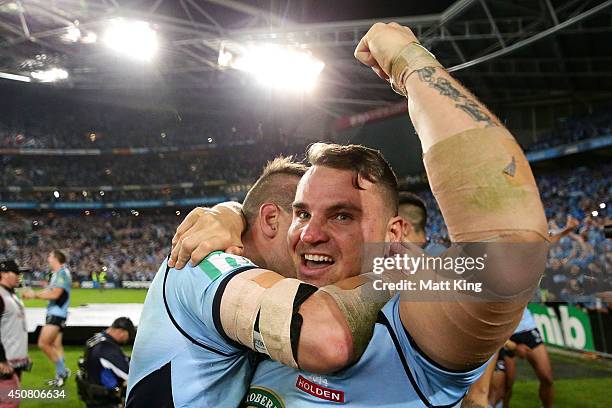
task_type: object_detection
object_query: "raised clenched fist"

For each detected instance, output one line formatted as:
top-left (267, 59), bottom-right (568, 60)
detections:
top-left (354, 22), bottom-right (419, 81)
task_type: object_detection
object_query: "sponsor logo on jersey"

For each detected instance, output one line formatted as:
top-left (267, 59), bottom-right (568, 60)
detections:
top-left (242, 386), bottom-right (285, 408)
top-left (295, 375), bottom-right (345, 403)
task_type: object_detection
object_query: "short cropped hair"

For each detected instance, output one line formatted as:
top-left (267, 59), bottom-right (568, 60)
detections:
top-left (398, 191), bottom-right (427, 233)
top-left (242, 156), bottom-right (308, 230)
top-left (51, 250), bottom-right (67, 264)
top-left (306, 142), bottom-right (399, 216)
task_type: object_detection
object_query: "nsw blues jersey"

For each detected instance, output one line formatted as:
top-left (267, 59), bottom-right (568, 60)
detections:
top-left (515, 307), bottom-right (537, 333)
top-left (127, 251), bottom-right (258, 407)
top-left (47, 267), bottom-right (71, 318)
top-left (243, 294), bottom-right (487, 408)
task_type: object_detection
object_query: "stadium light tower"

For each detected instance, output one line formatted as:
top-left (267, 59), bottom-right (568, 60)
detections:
top-left (219, 43), bottom-right (325, 92)
top-left (103, 19), bottom-right (158, 61)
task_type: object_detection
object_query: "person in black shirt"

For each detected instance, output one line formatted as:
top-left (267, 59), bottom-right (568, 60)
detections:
top-left (77, 317), bottom-right (135, 408)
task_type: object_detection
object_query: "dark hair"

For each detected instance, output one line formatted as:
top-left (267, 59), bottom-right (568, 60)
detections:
top-left (242, 156), bottom-right (308, 230)
top-left (51, 250), bottom-right (67, 264)
top-left (306, 142), bottom-right (399, 216)
top-left (398, 191), bottom-right (427, 233)
top-left (111, 317), bottom-right (136, 339)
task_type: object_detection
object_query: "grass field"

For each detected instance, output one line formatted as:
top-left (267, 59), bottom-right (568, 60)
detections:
top-left (22, 288), bottom-right (148, 308)
top-left (17, 345), bottom-right (612, 408)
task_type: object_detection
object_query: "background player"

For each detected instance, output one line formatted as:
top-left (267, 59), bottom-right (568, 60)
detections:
top-left (398, 191), bottom-right (446, 255)
top-left (22, 250), bottom-right (72, 387)
top-left (502, 308), bottom-right (554, 408)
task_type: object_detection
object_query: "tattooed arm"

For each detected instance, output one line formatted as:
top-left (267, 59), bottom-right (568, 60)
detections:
top-left (356, 23), bottom-right (548, 370)
top-left (405, 66), bottom-right (502, 153)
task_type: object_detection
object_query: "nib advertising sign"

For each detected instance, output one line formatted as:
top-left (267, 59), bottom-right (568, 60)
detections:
top-left (528, 303), bottom-right (595, 352)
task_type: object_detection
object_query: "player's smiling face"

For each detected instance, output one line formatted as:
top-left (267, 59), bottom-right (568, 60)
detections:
top-left (288, 165), bottom-right (390, 287)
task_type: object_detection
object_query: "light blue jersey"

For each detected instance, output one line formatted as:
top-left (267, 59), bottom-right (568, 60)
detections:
top-left (46, 267), bottom-right (71, 318)
top-left (515, 307), bottom-right (537, 333)
top-left (243, 294), bottom-right (487, 408)
top-left (127, 251), bottom-right (259, 407)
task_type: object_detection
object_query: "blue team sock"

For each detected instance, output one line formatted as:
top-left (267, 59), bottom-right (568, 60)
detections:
top-left (55, 357), bottom-right (66, 377)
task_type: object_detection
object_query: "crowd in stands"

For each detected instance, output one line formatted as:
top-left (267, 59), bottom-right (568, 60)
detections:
top-left (2, 152), bottom-right (267, 187)
top-left (2, 101), bottom-right (610, 153)
top-left (1, 104), bottom-right (610, 304)
top-left (0, 144), bottom-right (306, 202)
top-left (1, 212), bottom-right (176, 283)
top-left (0, 104), bottom-right (304, 149)
top-left (526, 109), bottom-right (612, 151)
top-left (1, 164), bottom-right (609, 304)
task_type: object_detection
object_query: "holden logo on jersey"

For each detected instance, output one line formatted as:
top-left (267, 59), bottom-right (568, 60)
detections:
top-left (296, 375), bottom-right (345, 403)
top-left (242, 386), bottom-right (285, 408)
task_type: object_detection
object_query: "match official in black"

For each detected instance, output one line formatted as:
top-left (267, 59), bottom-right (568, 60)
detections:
top-left (77, 317), bottom-right (134, 408)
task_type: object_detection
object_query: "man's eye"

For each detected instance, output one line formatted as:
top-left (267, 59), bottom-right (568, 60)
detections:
top-left (334, 213), bottom-right (351, 222)
top-left (296, 211), bottom-right (310, 220)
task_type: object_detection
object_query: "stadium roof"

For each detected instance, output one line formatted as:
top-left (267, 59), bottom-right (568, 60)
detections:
top-left (0, 0), bottom-right (611, 118)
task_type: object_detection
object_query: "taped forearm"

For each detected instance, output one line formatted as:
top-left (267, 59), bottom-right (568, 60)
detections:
top-left (220, 270), bottom-right (393, 370)
top-left (424, 128), bottom-right (548, 299)
top-left (424, 128), bottom-right (548, 242)
top-left (319, 273), bottom-right (394, 361)
top-left (396, 128), bottom-right (549, 368)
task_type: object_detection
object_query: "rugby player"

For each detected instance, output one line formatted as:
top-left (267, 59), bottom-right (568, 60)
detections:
top-left (171, 22), bottom-right (548, 407)
top-left (398, 191), bottom-right (446, 256)
top-left (398, 192), bottom-right (427, 246)
top-left (22, 250), bottom-right (72, 387)
top-left (485, 219), bottom-right (579, 408)
top-left (502, 308), bottom-right (554, 408)
top-left (127, 156), bottom-right (403, 407)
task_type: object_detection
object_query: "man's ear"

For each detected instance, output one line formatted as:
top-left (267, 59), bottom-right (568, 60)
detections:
top-left (386, 216), bottom-right (406, 243)
top-left (401, 218), bottom-right (416, 242)
top-left (259, 203), bottom-right (280, 239)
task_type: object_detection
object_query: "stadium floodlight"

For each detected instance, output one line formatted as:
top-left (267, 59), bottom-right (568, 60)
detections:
top-left (103, 19), bottom-right (158, 61)
top-left (81, 31), bottom-right (97, 44)
top-left (62, 25), bottom-right (81, 43)
top-left (30, 68), bottom-right (68, 82)
top-left (219, 43), bottom-right (324, 92)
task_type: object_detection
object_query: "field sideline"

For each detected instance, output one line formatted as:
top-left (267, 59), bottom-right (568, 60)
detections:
top-left (15, 345), bottom-right (612, 408)
top-left (22, 288), bottom-right (148, 308)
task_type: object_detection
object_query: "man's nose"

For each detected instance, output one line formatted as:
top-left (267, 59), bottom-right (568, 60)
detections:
top-left (300, 217), bottom-right (329, 245)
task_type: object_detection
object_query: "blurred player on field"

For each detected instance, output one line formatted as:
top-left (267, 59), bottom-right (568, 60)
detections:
top-left (22, 250), bottom-right (72, 387)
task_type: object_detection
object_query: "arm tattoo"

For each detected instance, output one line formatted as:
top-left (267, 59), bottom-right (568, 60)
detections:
top-left (415, 67), bottom-right (498, 127)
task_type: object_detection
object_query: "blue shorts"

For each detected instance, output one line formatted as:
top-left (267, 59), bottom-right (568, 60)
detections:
top-left (45, 314), bottom-right (67, 331)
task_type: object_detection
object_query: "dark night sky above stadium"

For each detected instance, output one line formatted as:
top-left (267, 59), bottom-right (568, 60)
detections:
top-left (283, 0), bottom-right (454, 23)
top-left (156, 0), bottom-right (456, 25)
